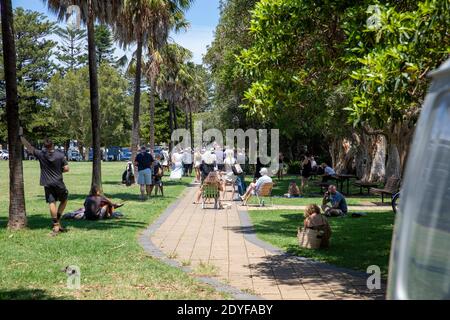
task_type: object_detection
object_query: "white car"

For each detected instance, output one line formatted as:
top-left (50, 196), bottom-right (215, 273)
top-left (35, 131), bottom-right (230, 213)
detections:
top-left (0, 150), bottom-right (9, 160)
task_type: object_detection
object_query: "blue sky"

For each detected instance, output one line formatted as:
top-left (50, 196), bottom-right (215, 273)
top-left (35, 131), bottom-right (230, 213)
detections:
top-left (12, 0), bottom-right (220, 64)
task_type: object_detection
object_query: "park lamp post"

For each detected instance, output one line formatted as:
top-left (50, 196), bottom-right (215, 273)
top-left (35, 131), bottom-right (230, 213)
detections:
top-left (387, 58), bottom-right (450, 300)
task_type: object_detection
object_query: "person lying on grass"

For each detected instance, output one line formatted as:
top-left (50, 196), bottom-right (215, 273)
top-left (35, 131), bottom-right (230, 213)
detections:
top-left (84, 185), bottom-right (124, 220)
top-left (304, 204), bottom-right (332, 248)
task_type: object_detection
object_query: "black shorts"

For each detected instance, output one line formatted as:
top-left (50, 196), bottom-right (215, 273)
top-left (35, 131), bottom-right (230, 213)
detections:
top-left (44, 186), bottom-right (69, 203)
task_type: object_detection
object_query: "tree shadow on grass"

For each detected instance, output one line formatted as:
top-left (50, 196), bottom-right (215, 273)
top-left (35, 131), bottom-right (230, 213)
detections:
top-left (0, 214), bottom-right (147, 231)
top-left (0, 288), bottom-right (66, 300)
top-left (250, 211), bottom-right (394, 275)
top-left (33, 192), bottom-right (181, 203)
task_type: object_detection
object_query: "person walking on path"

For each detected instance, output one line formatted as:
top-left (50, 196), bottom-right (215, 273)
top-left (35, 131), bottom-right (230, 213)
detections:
top-left (19, 128), bottom-right (70, 236)
top-left (135, 146), bottom-right (154, 200)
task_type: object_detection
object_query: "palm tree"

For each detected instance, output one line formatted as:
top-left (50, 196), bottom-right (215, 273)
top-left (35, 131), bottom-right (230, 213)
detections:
top-left (115, 0), bottom-right (192, 160)
top-left (144, 14), bottom-right (189, 149)
top-left (1, 0), bottom-right (27, 229)
top-left (155, 43), bottom-right (192, 149)
top-left (45, 0), bottom-right (123, 189)
top-left (145, 49), bottom-right (163, 149)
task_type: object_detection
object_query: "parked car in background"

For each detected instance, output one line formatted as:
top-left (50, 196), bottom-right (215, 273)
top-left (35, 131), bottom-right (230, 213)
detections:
top-left (68, 149), bottom-right (82, 162)
top-left (0, 150), bottom-right (9, 160)
top-left (120, 148), bottom-right (132, 161)
top-left (105, 146), bottom-right (121, 161)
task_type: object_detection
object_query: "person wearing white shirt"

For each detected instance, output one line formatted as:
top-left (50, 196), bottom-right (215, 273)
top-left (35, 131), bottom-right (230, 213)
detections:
top-left (240, 168), bottom-right (272, 205)
top-left (182, 148), bottom-right (193, 177)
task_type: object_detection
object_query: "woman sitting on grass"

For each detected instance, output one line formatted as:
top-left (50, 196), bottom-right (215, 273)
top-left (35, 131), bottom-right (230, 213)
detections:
top-left (84, 185), bottom-right (124, 221)
top-left (303, 204), bottom-right (332, 248)
top-left (285, 181), bottom-right (301, 198)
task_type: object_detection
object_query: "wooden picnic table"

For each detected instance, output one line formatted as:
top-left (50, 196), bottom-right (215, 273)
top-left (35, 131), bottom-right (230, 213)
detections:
top-left (335, 174), bottom-right (358, 195)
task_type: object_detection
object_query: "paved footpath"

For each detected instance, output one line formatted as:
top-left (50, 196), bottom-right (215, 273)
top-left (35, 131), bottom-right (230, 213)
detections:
top-left (149, 185), bottom-right (386, 300)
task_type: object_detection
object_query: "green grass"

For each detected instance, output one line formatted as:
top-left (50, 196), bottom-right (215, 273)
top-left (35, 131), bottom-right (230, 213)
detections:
top-left (245, 175), bottom-right (384, 206)
top-left (248, 209), bottom-right (395, 277)
top-left (0, 161), bottom-right (225, 300)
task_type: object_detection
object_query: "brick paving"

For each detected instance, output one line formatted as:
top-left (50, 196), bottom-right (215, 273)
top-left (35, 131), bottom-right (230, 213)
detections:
top-left (150, 185), bottom-right (386, 300)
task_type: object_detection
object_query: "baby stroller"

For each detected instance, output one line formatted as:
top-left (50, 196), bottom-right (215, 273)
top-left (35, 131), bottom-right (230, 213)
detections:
top-left (122, 161), bottom-right (135, 186)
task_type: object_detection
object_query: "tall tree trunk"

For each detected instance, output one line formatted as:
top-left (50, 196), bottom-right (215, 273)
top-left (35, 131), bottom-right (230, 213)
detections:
top-left (173, 102), bottom-right (178, 130)
top-left (1, 0), bottom-right (27, 229)
top-left (168, 101), bottom-right (174, 151)
top-left (385, 142), bottom-right (401, 180)
top-left (184, 107), bottom-right (189, 130)
top-left (131, 38), bottom-right (143, 167)
top-left (78, 141), bottom-right (85, 160)
top-left (189, 107), bottom-right (194, 150)
top-left (87, 1), bottom-right (102, 189)
top-left (64, 139), bottom-right (70, 157)
top-left (149, 81), bottom-right (156, 150)
top-left (369, 135), bottom-right (386, 182)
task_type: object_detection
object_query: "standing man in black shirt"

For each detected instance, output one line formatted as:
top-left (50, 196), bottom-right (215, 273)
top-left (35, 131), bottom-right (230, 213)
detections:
top-left (19, 128), bottom-right (70, 236)
top-left (135, 146), bottom-right (154, 200)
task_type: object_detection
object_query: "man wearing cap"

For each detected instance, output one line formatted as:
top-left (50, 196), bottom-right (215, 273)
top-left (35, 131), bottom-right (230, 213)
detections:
top-left (135, 146), bottom-right (154, 200)
top-left (240, 167), bottom-right (272, 205)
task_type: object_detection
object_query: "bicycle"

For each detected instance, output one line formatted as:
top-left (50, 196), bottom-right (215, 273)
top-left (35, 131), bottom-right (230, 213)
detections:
top-left (392, 192), bottom-right (400, 213)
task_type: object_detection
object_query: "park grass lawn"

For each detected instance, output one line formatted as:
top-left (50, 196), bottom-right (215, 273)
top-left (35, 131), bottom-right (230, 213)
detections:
top-left (245, 175), bottom-right (384, 206)
top-left (0, 161), bottom-right (226, 300)
top-left (248, 209), bottom-right (395, 277)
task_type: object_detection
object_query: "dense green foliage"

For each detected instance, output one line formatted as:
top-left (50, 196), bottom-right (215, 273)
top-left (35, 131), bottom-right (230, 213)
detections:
top-left (0, 8), bottom-right (57, 142)
top-left (207, 0), bottom-right (449, 170)
top-left (54, 26), bottom-right (87, 72)
top-left (46, 65), bottom-right (133, 150)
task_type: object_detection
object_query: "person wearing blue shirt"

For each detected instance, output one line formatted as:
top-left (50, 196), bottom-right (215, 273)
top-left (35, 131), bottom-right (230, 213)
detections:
top-left (321, 163), bottom-right (337, 182)
top-left (322, 185), bottom-right (348, 217)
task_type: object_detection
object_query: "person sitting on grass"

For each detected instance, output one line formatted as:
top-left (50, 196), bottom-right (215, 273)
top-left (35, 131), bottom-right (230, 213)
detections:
top-left (321, 185), bottom-right (348, 217)
top-left (240, 168), bottom-right (272, 205)
top-left (285, 181), bottom-right (301, 198)
top-left (304, 204), bottom-right (332, 248)
top-left (194, 172), bottom-right (224, 208)
top-left (84, 185), bottom-right (124, 221)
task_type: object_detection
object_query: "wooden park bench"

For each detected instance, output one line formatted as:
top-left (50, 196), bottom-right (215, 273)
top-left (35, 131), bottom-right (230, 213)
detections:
top-left (370, 176), bottom-right (401, 203)
top-left (353, 180), bottom-right (379, 195)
